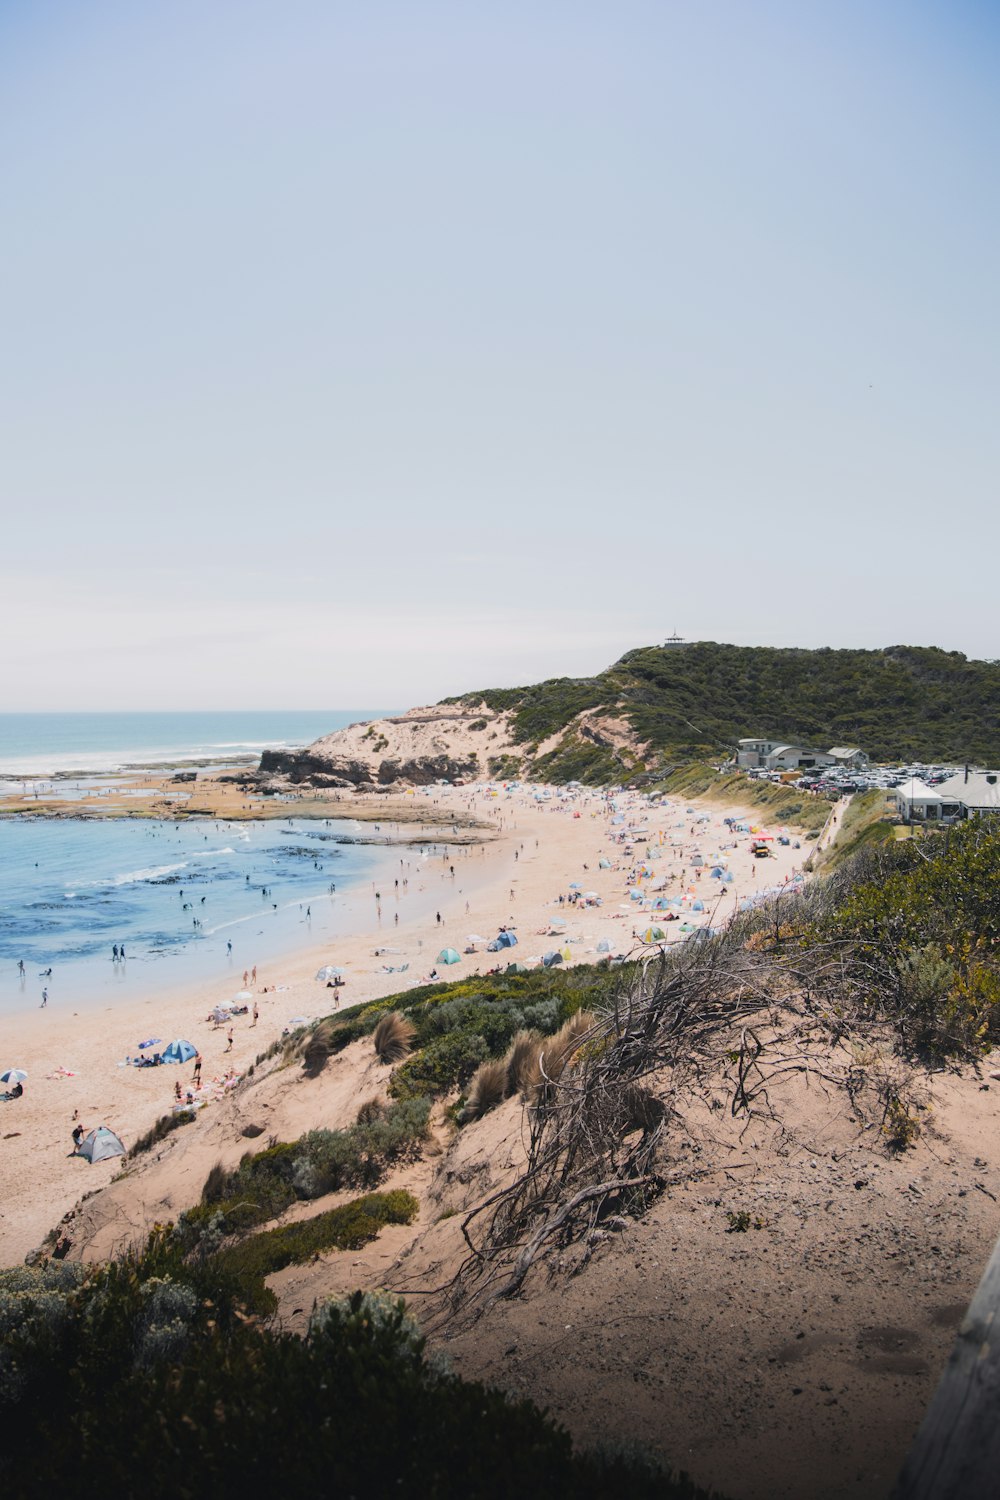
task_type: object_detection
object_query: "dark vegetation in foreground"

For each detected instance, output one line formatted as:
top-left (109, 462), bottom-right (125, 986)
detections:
top-left (448, 640), bottom-right (1000, 776)
top-left (0, 1239), bottom-right (717, 1498)
top-left (9, 820), bottom-right (1000, 1493)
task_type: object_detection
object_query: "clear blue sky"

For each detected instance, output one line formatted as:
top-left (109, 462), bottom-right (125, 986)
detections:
top-left (1, 0), bottom-right (997, 708)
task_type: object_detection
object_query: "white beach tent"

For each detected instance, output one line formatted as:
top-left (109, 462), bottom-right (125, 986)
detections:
top-left (78, 1125), bottom-right (126, 1163)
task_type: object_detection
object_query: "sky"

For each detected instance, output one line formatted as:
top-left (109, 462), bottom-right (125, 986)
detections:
top-left (1, 0), bottom-right (997, 709)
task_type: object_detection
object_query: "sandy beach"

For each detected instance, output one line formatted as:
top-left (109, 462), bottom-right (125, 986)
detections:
top-left (0, 781), bottom-right (807, 1264)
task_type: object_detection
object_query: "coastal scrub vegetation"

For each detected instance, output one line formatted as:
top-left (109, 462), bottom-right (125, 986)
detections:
top-left (657, 763), bottom-right (832, 832)
top-left (448, 641), bottom-right (1000, 772)
top-left (176, 1096), bottom-right (431, 1249)
top-left (2, 1231), bottom-right (716, 1497)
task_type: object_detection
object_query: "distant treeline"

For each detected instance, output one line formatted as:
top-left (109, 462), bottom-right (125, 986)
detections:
top-left (449, 642), bottom-right (1000, 779)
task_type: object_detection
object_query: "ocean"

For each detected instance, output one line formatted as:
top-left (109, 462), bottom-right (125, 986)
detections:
top-left (0, 710), bottom-right (440, 1018)
top-left (0, 709), bottom-right (382, 781)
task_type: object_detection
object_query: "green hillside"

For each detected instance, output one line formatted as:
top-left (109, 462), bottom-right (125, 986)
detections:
top-left (452, 642), bottom-right (1000, 779)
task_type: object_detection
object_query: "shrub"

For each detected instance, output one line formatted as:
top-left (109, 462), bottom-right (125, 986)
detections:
top-left (373, 1012), bottom-right (416, 1064)
top-left (302, 1020), bottom-right (338, 1077)
top-left (388, 1030), bottom-right (490, 1101)
top-left (208, 1190), bottom-right (419, 1312)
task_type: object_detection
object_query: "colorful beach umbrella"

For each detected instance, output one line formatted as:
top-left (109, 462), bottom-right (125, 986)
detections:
top-left (1, 1068), bottom-right (27, 1085)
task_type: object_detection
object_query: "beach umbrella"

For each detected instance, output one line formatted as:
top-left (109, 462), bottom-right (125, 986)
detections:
top-left (465, 935), bottom-right (488, 945)
top-left (314, 966), bottom-right (344, 981)
top-left (437, 948), bottom-right (461, 965)
top-left (569, 882), bottom-right (582, 890)
top-left (233, 989), bottom-right (253, 1001)
top-left (598, 858), bottom-right (612, 868)
top-left (0, 1068), bottom-right (27, 1085)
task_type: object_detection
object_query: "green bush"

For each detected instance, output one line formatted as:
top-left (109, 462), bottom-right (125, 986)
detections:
top-left (209, 1190), bottom-right (419, 1312)
top-left (177, 1100), bottom-right (431, 1248)
top-left (0, 1229), bottom-right (718, 1497)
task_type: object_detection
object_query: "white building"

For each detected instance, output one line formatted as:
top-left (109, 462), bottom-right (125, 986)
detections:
top-left (931, 770), bottom-right (1000, 819)
top-left (736, 738), bottom-right (834, 772)
top-left (893, 770), bottom-right (998, 823)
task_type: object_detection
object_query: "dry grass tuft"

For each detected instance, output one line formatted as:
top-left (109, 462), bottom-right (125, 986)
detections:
top-left (356, 1096), bottom-right (387, 1125)
top-left (537, 1009), bottom-right (597, 1084)
top-left (202, 1160), bottom-right (229, 1204)
top-left (373, 1012), bottom-right (416, 1065)
top-left (505, 1029), bottom-right (545, 1098)
top-left (460, 1059), bottom-right (509, 1123)
top-left (302, 1020), bottom-right (337, 1078)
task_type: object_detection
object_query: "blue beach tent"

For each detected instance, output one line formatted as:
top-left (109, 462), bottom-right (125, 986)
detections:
top-left (542, 950), bottom-right (564, 967)
top-left (162, 1039), bottom-right (197, 1065)
top-left (496, 930), bottom-right (517, 948)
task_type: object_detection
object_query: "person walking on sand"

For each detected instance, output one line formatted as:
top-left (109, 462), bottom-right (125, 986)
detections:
top-left (251, 965), bottom-right (257, 984)
top-left (17, 960), bottom-right (24, 977)
top-left (120, 944), bottom-right (125, 960)
top-left (243, 969), bottom-right (249, 986)
top-left (225, 1027), bottom-right (233, 1052)
top-left (192, 1056), bottom-right (202, 1086)
top-left (251, 1001), bottom-right (259, 1027)
top-left (112, 944), bottom-right (119, 962)
top-left (227, 940), bottom-right (232, 955)
top-left (41, 988), bottom-right (48, 1007)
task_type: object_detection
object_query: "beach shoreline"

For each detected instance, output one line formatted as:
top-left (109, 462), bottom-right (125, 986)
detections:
top-left (0, 781), bottom-right (808, 1264)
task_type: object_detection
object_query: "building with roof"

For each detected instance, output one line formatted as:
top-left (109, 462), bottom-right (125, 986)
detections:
top-left (893, 769), bottom-right (1000, 823)
top-left (828, 746), bottom-right (870, 769)
top-left (736, 738), bottom-right (835, 771)
top-left (932, 769), bottom-right (1000, 818)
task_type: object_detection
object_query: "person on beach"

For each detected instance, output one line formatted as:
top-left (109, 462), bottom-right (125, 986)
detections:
top-left (192, 1057), bottom-right (202, 1086)
top-left (225, 1028), bottom-right (233, 1052)
top-left (17, 960), bottom-right (24, 977)
top-left (41, 988), bottom-right (48, 1007)
top-left (72, 1123), bottom-right (85, 1151)
top-left (227, 941), bottom-right (232, 955)
top-left (243, 970), bottom-right (249, 986)
top-left (120, 944), bottom-right (125, 960)
top-left (174, 1081), bottom-right (182, 1102)
top-left (251, 965), bottom-right (257, 984)
top-left (112, 944), bottom-right (119, 962)
top-left (251, 1001), bottom-right (258, 1027)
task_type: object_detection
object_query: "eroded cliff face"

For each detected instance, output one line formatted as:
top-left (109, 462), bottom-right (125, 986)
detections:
top-left (257, 704), bottom-right (521, 791)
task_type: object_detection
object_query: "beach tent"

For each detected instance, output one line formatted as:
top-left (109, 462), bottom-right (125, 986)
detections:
top-left (78, 1126), bottom-right (125, 1163)
top-left (437, 948), bottom-right (461, 965)
top-left (710, 867), bottom-right (723, 878)
top-left (596, 940), bottom-right (611, 953)
top-left (496, 930), bottom-right (517, 948)
top-left (692, 900), bottom-right (705, 912)
top-left (161, 1039), bottom-right (197, 1065)
top-left (725, 872), bottom-right (735, 883)
top-left (542, 950), bottom-right (564, 967)
top-left (641, 926), bottom-right (666, 943)
top-left (598, 858), bottom-right (612, 869)
top-left (505, 962), bottom-right (530, 974)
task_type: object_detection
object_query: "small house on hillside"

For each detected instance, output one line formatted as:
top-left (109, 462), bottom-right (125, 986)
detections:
top-left (828, 746), bottom-right (869, 769)
top-left (893, 778), bottom-right (950, 822)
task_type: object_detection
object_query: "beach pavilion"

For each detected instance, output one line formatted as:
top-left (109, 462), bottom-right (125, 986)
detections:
top-left (892, 777), bottom-right (946, 822)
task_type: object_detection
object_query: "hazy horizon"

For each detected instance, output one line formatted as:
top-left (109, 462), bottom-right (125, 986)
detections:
top-left (2, 1), bottom-right (997, 710)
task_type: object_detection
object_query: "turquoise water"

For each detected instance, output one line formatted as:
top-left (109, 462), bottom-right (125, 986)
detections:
top-left (0, 709), bottom-right (388, 780)
top-left (0, 710), bottom-right (432, 1017)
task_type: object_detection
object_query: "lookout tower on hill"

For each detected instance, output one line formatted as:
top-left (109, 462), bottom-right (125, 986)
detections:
top-left (663, 631), bottom-right (686, 647)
